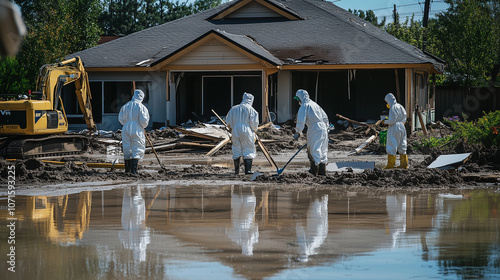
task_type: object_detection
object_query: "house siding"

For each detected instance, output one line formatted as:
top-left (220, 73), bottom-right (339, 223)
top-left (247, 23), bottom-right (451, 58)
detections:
top-left (171, 39), bottom-right (257, 66)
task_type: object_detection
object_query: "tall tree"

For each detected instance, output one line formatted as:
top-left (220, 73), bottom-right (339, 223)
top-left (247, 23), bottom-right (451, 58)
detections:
top-left (13, 0), bottom-right (103, 88)
top-left (430, 0), bottom-right (500, 86)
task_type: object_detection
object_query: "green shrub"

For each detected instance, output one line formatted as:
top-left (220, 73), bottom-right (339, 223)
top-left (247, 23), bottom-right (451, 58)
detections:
top-left (449, 111), bottom-right (500, 147)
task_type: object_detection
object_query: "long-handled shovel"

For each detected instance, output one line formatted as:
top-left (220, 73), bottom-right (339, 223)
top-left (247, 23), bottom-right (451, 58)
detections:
top-left (276, 143), bottom-right (307, 175)
top-left (144, 128), bottom-right (167, 171)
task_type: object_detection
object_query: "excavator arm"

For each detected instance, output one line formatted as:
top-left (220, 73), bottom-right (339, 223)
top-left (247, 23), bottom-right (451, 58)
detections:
top-left (37, 56), bottom-right (97, 133)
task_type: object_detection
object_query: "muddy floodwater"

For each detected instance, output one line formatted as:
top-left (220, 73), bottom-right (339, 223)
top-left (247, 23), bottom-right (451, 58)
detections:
top-left (1, 183), bottom-right (499, 280)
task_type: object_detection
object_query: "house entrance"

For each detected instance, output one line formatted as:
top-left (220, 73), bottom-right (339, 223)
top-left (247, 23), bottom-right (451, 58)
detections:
top-left (177, 72), bottom-right (262, 124)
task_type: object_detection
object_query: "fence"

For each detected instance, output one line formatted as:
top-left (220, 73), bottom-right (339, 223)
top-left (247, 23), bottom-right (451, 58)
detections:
top-left (434, 86), bottom-right (500, 121)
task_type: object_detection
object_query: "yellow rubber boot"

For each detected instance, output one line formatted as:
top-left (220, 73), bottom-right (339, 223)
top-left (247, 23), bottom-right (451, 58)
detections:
top-left (397, 154), bottom-right (409, 169)
top-left (383, 155), bottom-right (396, 169)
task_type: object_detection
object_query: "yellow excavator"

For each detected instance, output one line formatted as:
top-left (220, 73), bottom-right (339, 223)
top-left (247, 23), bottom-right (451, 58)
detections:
top-left (0, 56), bottom-right (97, 158)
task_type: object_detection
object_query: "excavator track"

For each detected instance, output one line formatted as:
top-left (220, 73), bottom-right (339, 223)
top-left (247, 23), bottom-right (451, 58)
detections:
top-left (6, 135), bottom-right (89, 159)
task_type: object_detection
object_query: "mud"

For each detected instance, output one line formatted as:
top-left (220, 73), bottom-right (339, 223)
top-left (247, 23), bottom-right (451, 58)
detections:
top-left (2, 123), bottom-right (500, 190)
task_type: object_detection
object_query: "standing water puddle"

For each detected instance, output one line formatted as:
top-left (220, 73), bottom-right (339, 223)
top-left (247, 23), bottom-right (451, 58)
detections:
top-left (1, 184), bottom-right (499, 279)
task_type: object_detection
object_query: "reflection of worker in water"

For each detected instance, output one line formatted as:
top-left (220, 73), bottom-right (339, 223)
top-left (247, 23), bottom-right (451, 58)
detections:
top-left (293, 89), bottom-right (330, 176)
top-left (386, 194), bottom-right (407, 248)
top-left (226, 92), bottom-right (259, 175)
top-left (296, 195), bottom-right (329, 262)
top-left (119, 187), bottom-right (151, 262)
top-left (382, 93), bottom-right (408, 169)
top-left (119, 89), bottom-right (150, 174)
top-left (226, 187), bottom-right (259, 256)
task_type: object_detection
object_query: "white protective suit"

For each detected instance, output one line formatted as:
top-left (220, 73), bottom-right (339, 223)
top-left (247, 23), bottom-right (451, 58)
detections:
top-left (119, 90), bottom-right (150, 160)
top-left (295, 90), bottom-right (329, 165)
top-left (384, 93), bottom-right (407, 155)
top-left (226, 93), bottom-right (259, 160)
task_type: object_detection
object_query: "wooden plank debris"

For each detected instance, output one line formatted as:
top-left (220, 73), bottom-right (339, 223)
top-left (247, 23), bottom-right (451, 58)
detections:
top-left (417, 110), bottom-right (428, 135)
top-left (257, 137), bottom-right (279, 170)
top-left (174, 127), bottom-right (223, 141)
top-left (336, 114), bottom-right (378, 135)
top-left (206, 138), bottom-right (231, 156)
top-left (348, 135), bottom-right (377, 155)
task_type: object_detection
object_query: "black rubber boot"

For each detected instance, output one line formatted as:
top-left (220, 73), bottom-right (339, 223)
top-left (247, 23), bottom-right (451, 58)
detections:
top-left (307, 151), bottom-right (315, 173)
top-left (244, 159), bottom-right (254, 174)
top-left (318, 163), bottom-right (326, 176)
top-left (234, 157), bottom-right (240, 175)
top-left (124, 159), bottom-right (130, 173)
top-left (129, 159), bottom-right (139, 175)
top-left (309, 164), bottom-right (318, 176)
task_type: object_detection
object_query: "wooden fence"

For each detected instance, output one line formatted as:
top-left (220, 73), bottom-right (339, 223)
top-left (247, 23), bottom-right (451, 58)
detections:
top-left (434, 86), bottom-right (500, 121)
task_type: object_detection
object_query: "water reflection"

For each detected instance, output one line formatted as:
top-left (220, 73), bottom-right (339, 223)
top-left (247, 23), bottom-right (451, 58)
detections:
top-left (1, 186), bottom-right (499, 279)
top-left (226, 186), bottom-right (259, 256)
top-left (119, 187), bottom-right (151, 262)
top-left (295, 195), bottom-right (328, 262)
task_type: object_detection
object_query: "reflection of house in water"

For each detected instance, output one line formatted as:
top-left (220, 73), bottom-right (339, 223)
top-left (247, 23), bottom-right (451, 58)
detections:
top-left (119, 187), bottom-right (151, 262)
top-left (226, 186), bottom-right (259, 256)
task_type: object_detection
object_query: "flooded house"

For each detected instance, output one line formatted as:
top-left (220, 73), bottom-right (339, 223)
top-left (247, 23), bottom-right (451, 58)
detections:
top-left (67, 0), bottom-right (444, 131)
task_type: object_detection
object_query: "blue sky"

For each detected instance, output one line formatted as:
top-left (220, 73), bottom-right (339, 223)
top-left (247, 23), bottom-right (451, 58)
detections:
top-left (333, 0), bottom-right (450, 21)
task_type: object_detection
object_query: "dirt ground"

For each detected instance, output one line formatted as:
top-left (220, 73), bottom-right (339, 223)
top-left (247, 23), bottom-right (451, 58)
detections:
top-left (2, 121), bottom-right (500, 190)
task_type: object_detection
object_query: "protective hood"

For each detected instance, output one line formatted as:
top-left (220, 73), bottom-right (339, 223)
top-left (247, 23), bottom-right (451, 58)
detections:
top-left (296, 89), bottom-right (310, 103)
top-left (241, 92), bottom-right (254, 106)
top-left (385, 93), bottom-right (397, 106)
top-left (132, 89), bottom-right (145, 103)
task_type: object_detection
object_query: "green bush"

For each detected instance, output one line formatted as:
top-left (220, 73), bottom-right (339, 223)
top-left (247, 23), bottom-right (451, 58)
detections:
top-left (449, 111), bottom-right (500, 147)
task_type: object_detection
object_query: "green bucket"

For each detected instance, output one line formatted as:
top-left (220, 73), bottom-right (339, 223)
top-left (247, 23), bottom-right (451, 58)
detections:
top-left (379, 130), bottom-right (387, 145)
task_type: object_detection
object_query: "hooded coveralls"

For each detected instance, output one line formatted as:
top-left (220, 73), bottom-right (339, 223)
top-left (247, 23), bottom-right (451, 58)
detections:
top-left (226, 93), bottom-right (259, 160)
top-left (384, 93), bottom-right (407, 155)
top-left (295, 90), bottom-right (329, 166)
top-left (119, 90), bottom-right (150, 160)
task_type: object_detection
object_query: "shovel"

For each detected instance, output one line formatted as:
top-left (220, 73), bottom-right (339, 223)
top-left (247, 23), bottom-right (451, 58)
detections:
top-left (144, 128), bottom-right (167, 171)
top-left (276, 143), bottom-right (307, 175)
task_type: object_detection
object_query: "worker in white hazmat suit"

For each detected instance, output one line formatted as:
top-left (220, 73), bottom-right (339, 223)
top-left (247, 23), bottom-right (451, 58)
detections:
top-left (119, 89), bottom-right (150, 174)
top-left (294, 89), bottom-right (329, 176)
top-left (382, 93), bottom-right (408, 169)
top-left (226, 92), bottom-right (259, 175)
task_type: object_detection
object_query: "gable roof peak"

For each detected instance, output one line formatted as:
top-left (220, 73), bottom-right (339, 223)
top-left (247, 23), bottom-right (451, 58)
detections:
top-left (209, 0), bottom-right (303, 21)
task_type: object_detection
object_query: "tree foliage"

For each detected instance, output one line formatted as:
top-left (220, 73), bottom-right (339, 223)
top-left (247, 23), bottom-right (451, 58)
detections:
top-left (99, 0), bottom-right (223, 35)
top-left (384, 14), bottom-right (426, 50)
top-left (429, 0), bottom-right (500, 87)
top-left (13, 0), bottom-right (103, 89)
top-left (348, 9), bottom-right (386, 28)
top-left (0, 57), bottom-right (30, 96)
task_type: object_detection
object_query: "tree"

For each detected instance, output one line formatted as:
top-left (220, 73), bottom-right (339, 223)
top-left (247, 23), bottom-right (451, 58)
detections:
top-left (0, 57), bottom-right (30, 96)
top-left (12, 0), bottom-right (103, 88)
top-left (100, 0), bottom-right (223, 36)
top-left (348, 9), bottom-right (386, 28)
top-left (384, 14), bottom-right (426, 50)
top-left (429, 0), bottom-right (500, 87)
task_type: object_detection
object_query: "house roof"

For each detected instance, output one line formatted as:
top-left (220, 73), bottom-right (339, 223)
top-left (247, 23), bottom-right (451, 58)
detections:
top-left (70, 0), bottom-right (444, 72)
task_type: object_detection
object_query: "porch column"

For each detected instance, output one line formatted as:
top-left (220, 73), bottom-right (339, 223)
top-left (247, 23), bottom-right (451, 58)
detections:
top-left (262, 70), bottom-right (269, 123)
top-left (405, 68), bottom-right (415, 133)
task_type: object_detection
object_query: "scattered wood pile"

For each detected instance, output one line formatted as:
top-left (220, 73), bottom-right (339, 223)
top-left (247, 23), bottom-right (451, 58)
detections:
top-left (94, 122), bottom-right (278, 157)
top-left (335, 114), bottom-right (384, 155)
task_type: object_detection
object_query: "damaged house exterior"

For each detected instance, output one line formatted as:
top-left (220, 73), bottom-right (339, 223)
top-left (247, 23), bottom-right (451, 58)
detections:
top-left (67, 0), bottom-right (444, 132)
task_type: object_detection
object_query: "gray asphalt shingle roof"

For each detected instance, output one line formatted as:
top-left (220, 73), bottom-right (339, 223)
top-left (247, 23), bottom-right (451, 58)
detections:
top-left (70, 0), bottom-right (444, 71)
